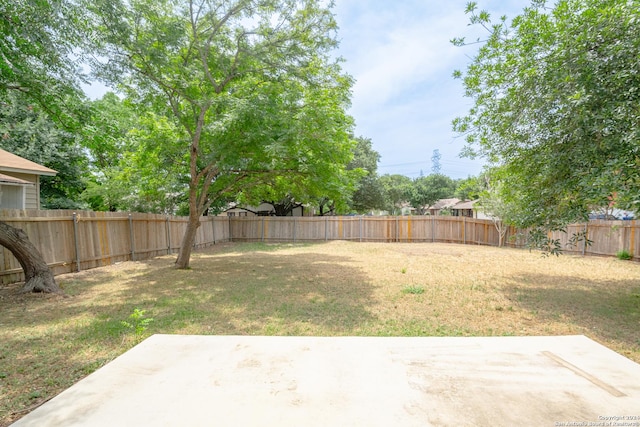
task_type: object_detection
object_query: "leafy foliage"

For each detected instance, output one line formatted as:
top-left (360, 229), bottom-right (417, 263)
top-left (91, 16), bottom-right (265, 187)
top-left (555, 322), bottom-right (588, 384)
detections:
top-left (121, 308), bottom-right (154, 341)
top-left (379, 174), bottom-right (412, 215)
top-left (87, 0), bottom-right (354, 266)
top-left (454, 175), bottom-right (484, 201)
top-left (0, 0), bottom-right (88, 128)
top-left (475, 169), bottom-right (523, 246)
top-left (616, 249), bottom-right (632, 261)
top-left (407, 174), bottom-right (456, 215)
top-left (453, 0), bottom-right (640, 228)
top-left (80, 93), bottom-right (145, 211)
top-left (0, 92), bottom-right (88, 208)
top-left (347, 137), bottom-right (384, 213)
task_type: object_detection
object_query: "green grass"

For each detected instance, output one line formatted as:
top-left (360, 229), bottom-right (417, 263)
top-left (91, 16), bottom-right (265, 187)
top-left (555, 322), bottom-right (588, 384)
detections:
top-left (1, 241), bottom-right (639, 425)
top-left (616, 249), bottom-right (633, 260)
top-left (401, 285), bottom-right (425, 294)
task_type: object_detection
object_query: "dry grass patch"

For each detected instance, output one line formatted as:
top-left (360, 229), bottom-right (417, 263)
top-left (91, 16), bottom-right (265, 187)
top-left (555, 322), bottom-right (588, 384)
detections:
top-left (1, 241), bottom-right (639, 425)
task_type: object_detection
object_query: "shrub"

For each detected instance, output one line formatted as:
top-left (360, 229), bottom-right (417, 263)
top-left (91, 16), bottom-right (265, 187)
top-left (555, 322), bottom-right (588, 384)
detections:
top-left (616, 250), bottom-right (633, 260)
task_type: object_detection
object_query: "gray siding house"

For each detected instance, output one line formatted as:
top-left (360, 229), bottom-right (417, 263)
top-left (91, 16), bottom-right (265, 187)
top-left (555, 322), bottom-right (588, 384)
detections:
top-left (0, 149), bottom-right (57, 209)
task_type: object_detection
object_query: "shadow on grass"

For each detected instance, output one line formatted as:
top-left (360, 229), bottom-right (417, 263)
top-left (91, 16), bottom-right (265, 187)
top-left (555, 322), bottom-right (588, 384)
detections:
top-left (505, 272), bottom-right (640, 358)
top-left (0, 243), bottom-right (378, 425)
top-left (3, 242), bottom-right (380, 338)
top-left (111, 248), bottom-right (379, 335)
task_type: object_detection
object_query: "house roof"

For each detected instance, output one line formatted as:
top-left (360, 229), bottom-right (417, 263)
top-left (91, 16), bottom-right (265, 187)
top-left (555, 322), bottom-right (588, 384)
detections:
top-left (428, 198), bottom-right (460, 210)
top-left (0, 148), bottom-right (57, 176)
top-left (452, 200), bottom-right (477, 210)
top-left (0, 172), bottom-right (33, 185)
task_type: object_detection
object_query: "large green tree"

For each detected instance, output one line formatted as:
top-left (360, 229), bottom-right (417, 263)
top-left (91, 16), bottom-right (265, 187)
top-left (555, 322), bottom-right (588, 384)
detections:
top-left (347, 136), bottom-right (384, 213)
top-left (80, 94), bottom-right (189, 213)
top-left (233, 132), bottom-right (361, 217)
top-left (379, 174), bottom-right (412, 215)
top-left (453, 0), bottom-right (640, 228)
top-left (1, 0), bottom-right (88, 127)
top-left (454, 175), bottom-right (483, 201)
top-left (0, 0), bottom-right (91, 293)
top-left (0, 92), bottom-right (88, 209)
top-left (88, 0), bottom-right (353, 268)
top-left (407, 174), bottom-right (456, 215)
top-left (80, 92), bottom-right (135, 212)
top-left (474, 168), bottom-right (523, 247)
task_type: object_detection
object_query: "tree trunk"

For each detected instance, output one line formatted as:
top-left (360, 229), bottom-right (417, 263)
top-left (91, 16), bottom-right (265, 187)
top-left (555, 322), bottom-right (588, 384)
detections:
top-left (272, 201), bottom-right (302, 216)
top-left (494, 220), bottom-right (506, 248)
top-left (175, 214), bottom-right (201, 269)
top-left (0, 221), bottom-right (62, 294)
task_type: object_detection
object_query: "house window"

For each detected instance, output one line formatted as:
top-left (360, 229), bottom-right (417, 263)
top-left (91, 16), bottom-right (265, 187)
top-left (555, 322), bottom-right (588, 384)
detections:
top-left (0, 184), bottom-right (25, 209)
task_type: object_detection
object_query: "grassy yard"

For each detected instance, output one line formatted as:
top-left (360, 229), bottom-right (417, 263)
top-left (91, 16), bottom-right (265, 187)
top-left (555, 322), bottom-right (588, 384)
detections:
top-left (1, 241), bottom-right (639, 425)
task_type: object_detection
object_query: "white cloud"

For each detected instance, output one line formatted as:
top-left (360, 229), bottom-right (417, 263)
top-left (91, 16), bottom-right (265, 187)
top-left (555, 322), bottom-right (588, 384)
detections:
top-left (333, 0), bottom-right (530, 179)
top-left (339, 6), bottom-right (464, 109)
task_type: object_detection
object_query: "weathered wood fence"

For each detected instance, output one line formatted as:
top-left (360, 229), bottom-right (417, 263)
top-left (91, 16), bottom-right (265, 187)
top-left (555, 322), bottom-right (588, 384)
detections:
top-left (1, 210), bottom-right (638, 284)
top-left (229, 216), bottom-right (639, 259)
top-left (0, 210), bottom-right (231, 285)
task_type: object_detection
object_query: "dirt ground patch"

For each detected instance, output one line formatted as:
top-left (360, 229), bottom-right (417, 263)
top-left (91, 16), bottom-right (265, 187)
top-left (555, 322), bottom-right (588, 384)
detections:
top-left (1, 241), bottom-right (639, 425)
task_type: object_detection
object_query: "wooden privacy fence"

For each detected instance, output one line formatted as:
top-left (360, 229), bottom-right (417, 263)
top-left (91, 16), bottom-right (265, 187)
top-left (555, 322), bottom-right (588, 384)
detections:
top-left (1, 210), bottom-right (638, 284)
top-left (228, 216), bottom-right (637, 255)
top-left (229, 215), bottom-right (516, 245)
top-left (0, 210), bottom-right (231, 285)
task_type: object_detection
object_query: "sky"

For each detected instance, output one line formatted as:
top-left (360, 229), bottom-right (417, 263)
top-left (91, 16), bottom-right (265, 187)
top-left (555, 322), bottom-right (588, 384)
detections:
top-left (332, 0), bottom-right (531, 179)
top-left (83, 0), bottom-right (531, 180)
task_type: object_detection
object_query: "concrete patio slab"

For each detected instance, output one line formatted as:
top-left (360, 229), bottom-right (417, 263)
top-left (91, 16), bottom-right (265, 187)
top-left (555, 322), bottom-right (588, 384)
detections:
top-left (12, 335), bottom-right (640, 427)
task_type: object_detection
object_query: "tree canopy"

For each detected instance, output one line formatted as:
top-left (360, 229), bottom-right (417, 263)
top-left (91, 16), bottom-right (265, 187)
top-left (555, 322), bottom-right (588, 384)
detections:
top-left (1, 0), bottom-right (88, 127)
top-left (347, 137), bottom-right (384, 213)
top-left (87, 0), bottom-right (354, 267)
top-left (0, 92), bottom-right (88, 208)
top-left (407, 174), bottom-right (456, 215)
top-left (379, 174), bottom-right (412, 215)
top-left (453, 0), bottom-right (640, 228)
top-left (0, 0), bottom-right (88, 292)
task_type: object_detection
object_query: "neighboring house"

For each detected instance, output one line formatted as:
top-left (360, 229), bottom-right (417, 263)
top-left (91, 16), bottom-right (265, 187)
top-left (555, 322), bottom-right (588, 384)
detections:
top-left (451, 200), bottom-right (476, 218)
top-left (220, 203), bottom-right (272, 217)
top-left (0, 149), bottom-right (57, 209)
top-left (222, 206), bottom-right (256, 217)
top-left (221, 202), bottom-right (310, 217)
top-left (398, 202), bottom-right (415, 216)
top-left (450, 200), bottom-right (491, 220)
top-left (426, 198), bottom-right (460, 216)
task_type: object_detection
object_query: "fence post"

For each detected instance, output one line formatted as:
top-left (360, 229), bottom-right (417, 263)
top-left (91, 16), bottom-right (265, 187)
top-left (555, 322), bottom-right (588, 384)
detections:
top-left (212, 216), bottom-right (216, 245)
top-left (431, 215), bottom-right (435, 243)
top-left (262, 217), bottom-right (265, 242)
top-left (395, 216), bottom-right (399, 242)
top-left (72, 212), bottom-right (81, 272)
top-left (582, 223), bottom-right (588, 256)
top-left (293, 217), bottom-right (297, 242)
top-left (228, 215), bottom-right (232, 242)
top-left (325, 216), bottom-right (328, 241)
top-left (463, 217), bottom-right (466, 245)
top-left (630, 221), bottom-right (636, 258)
top-left (129, 214), bottom-right (135, 261)
top-left (166, 216), bottom-right (171, 254)
top-left (359, 217), bottom-right (363, 242)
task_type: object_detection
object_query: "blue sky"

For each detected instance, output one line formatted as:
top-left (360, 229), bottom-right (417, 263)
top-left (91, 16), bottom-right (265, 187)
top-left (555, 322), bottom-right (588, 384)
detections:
top-left (333, 0), bottom-right (531, 179)
top-left (83, 0), bottom-right (531, 180)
